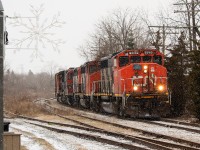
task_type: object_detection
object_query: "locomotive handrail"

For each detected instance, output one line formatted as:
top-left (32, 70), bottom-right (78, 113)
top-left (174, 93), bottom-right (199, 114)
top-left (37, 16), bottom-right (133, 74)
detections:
top-left (120, 78), bottom-right (126, 95)
top-left (92, 80), bottom-right (113, 94)
top-left (92, 80), bottom-right (101, 94)
top-left (73, 83), bottom-right (82, 93)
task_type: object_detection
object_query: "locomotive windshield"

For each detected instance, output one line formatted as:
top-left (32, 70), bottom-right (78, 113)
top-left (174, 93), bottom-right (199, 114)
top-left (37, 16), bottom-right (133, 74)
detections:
top-left (73, 69), bottom-right (78, 76)
top-left (60, 71), bottom-right (65, 82)
top-left (89, 65), bottom-right (98, 74)
top-left (130, 56), bottom-right (141, 63)
top-left (153, 56), bottom-right (162, 65)
top-left (143, 56), bottom-right (152, 62)
top-left (81, 67), bottom-right (85, 74)
top-left (119, 56), bottom-right (129, 67)
top-left (68, 72), bottom-right (73, 80)
top-left (101, 59), bottom-right (108, 68)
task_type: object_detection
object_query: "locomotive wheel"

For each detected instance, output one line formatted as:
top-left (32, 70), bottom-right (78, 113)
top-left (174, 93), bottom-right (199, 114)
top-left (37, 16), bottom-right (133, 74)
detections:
top-left (95, 102), bottom-right (100, 112)
top-left (69, 97), bottom-right (74, 106)
top-left (57, 96), bottom-right (59, 102)
top-left (118, 104), bottom-right (125, 118)
top-left (61, 96), bottom-right (66, 104)
top-left (76, 98), bottom-right (80, 108)
top-left (90, 101), bottom-right (94, 111)
top-left (57, 96), bottom-right (62, 103)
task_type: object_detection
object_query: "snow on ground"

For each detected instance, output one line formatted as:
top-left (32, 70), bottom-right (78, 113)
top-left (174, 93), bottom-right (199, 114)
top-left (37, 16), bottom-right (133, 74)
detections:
top-left (23, 118), bottom-right (149, 149)
top-left (20, 136), bottom-right (43, 150)
top-left (46, 99), bottom-right (200, 144)
top-left (78, 111), bottom-right (200, 144)
top-left (7, 118), bottom-right (130, 150)
top-left (153, 120), bottom-right (200, 131)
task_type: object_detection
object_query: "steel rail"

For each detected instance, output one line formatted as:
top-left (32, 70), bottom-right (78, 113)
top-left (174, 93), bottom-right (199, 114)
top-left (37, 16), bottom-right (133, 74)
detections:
top-left (26, 122), bottom-right (147, 150)
top-left (34, 98), bottom-right (200, 149)
top-left (77, 114), bottom-right (200, 148)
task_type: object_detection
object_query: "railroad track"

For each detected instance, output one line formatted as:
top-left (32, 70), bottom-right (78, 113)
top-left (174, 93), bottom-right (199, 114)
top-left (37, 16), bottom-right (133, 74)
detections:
top-left (6, 115), bottom-right (161, 150)
top-left (7, 113), bottom-right (148, 150)
top-left (34, 98), bottom-right (200, 149)
top-left (42, 97), bottom-right (200, 133)
top-left (76, 114), bottom-right (200, 148)
top-left (42, 97), bottom-right (200, 126)
top-left (160, 118), bottom-right (200, 128)
top-left (7, 114), bottom-right (197, 150)
top-left (132, 119), bottom-right (200, 134)
top-left (27, 122), bottom-right (147, 150)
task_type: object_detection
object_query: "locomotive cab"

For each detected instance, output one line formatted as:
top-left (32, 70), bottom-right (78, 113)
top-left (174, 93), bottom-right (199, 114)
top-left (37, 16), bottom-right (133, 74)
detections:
top-left (65, 68), bottom-right (74, 105)
top-left (79, 61), bottom-right (101, 109)
top-left (55, 70), bottom-right (66, 102)
top-left (73, 67), bottom-right (82, 107)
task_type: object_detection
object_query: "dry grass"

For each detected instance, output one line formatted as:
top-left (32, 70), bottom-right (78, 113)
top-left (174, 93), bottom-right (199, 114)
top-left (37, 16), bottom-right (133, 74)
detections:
top-left (3, 72), bottom-right (55, 117)
top-left (4, 93), bottom-right (49, 117)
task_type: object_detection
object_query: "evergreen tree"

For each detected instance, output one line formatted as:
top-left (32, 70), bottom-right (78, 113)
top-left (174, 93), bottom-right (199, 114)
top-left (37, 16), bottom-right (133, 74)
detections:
top-left (166, 32), bottom-right (189, 116)
top-left (127, 32), bottom-right (135, 50)
top-left (152, 30), bottom-right (161, 51)
top-left (189, 45), bottom-right (200, 119)
top-left (28, 69), bottom-right (34, 76)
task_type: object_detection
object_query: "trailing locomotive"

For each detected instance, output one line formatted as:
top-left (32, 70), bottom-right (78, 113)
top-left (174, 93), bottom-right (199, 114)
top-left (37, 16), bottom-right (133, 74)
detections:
top-left (55, 49), bottom-right (170, 118)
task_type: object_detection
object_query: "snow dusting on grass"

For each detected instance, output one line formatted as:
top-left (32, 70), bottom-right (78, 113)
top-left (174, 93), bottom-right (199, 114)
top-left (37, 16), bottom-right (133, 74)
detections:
top-left (8, 118), bottom-right (129, 150)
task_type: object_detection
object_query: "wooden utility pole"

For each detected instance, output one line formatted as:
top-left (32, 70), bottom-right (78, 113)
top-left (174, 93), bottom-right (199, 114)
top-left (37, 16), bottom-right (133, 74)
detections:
top-left (0, 1), bottom-right (3, 150)
top-left (191, 0), bottom-right (197, 50)
top-left (174, 0), bottom-right (200, 51)
top-left (149, 0), bottom-right (200, 53)
top-left (162, 24), bottom-right (166, 54)
top-left (149, 24), bottom-right (178, 55)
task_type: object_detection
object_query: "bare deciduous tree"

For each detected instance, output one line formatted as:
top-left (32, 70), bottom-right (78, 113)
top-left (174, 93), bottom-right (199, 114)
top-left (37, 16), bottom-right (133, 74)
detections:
top-left (79, 8), bottom-right (149, 60)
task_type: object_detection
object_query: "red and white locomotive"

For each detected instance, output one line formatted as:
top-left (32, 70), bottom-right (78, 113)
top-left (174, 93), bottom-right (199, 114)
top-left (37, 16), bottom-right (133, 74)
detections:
top-left (55, 49), bottom-right (170, 118)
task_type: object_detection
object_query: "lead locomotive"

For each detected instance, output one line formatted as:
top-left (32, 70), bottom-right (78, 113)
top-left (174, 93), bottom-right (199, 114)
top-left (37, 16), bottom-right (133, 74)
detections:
top-left (55, 49), bottom-right (170, 118)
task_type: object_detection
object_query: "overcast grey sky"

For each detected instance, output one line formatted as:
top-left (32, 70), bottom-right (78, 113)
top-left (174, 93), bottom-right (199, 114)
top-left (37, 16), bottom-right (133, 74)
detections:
top-left (2, 0), bottom-right (173, 73)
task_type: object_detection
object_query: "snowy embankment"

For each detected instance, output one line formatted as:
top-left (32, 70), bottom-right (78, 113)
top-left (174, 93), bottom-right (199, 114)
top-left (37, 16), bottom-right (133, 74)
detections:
top-left (7, 118), bottom-right (130, 150)
top-left (79, 111), bottom-right (200, 144)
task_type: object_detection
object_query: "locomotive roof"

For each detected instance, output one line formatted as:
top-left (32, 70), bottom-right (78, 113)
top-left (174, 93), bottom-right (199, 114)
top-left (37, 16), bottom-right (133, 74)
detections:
top-left (73, 67), bottom-right (80, 70)
top-left (83, 60), bottom-right (99, 66)
top-left (100, 54), bottom-right (113, 61)
top-left (55, 70), bottom-right (65, 76)
top-left (75, 48), bottom-right (162, 70)
top-left (59, 70), bottom-right (65, 73)
top-left (100, 49), bottom-right (161, 61)
top-left (123, 48), bottom-right (158, 52)
top-left (114, 49), bottom-right (161, 56)
top-left (66, 67), bottom-right (74, 72)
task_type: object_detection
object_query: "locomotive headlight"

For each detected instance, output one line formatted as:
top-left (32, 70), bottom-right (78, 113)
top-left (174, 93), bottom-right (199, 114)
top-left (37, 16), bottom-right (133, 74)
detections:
top-left (133, 86), bottom-right (138, 91)
top-left (143, 65), bottom-right (148, 73)
top-left (144, 65), bottom-right (148, 69)
top-left (158, 85), bottom-right (164, 91)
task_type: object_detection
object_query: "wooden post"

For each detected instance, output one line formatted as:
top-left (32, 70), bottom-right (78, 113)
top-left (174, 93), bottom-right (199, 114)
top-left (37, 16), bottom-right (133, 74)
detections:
top-left (0, 1), bottom-right (4, 150)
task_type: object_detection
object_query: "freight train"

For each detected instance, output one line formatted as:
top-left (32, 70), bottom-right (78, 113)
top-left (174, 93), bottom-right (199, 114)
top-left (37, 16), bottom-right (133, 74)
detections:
top-left (55, 49), bottom-right (171, 118)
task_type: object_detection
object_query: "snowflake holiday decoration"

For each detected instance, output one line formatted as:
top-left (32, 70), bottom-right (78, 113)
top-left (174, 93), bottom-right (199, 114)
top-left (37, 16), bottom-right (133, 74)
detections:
top-left (8, 4), bottom-right (65, 60)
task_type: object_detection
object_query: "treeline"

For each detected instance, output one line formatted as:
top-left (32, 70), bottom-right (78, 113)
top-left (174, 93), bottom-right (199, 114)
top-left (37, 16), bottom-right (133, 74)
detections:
top-left (4, 69), bottom-right (54, 116)
top-left (4, 69), bottom-right (54, 98)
